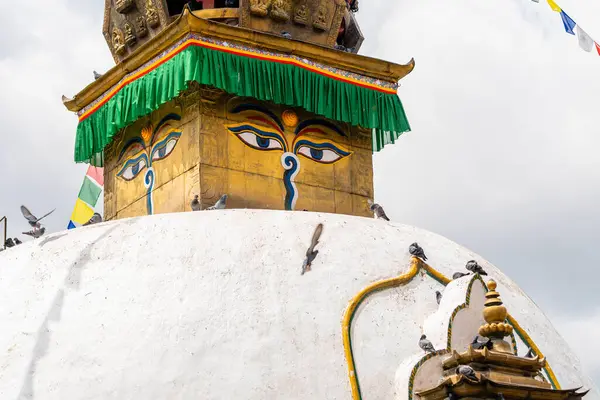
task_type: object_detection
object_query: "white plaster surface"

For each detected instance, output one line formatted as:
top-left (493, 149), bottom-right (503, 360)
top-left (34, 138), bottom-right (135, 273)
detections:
top-left (0, 210), bottom-right (597, 399)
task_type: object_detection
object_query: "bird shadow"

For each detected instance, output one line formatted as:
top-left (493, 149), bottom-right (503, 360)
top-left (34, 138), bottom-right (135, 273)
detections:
top-left (38, 233), bottom-right (68, 247)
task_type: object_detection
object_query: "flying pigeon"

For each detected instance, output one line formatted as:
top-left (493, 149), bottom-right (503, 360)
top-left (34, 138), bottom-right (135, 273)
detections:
top-left (302, 223), bottom-right (323, 275)
top-left (471, 336), bottom-right (493, 350)
top-left (525, 348), bottom-right (534, 358)
top-left (190, 195), bottom-right (201, 211)
top-left (435, 290), bottom-right (442, 305)
top-left (23, 227), bottom-right (46, 239)
top-left (20, 205), bottom-right (55, 229)
top-left (4, 238), bottom-right (15, 248)
top-left (368, 200), bottom-right (389, 221)
top-left (281, 31), bottom-right (292, 39)
top-left (83, 213), bottom-right (103, 226)
top-left (206, 194), bottom-right (228, 210)
top-left (93, 70), bottom-right (102, 80)
top-left (465, 260), bottom-right (488, 276)
top-left (452, 272), bottom-right (470, 280)
top-left (14, 238), bottom-right (22, 245)
top-left (418, 334), bottom-right (435, 353)
top-left (456, 365), bottom-right (478, 382)
top-left (409, 242), bottom-right (427, 261)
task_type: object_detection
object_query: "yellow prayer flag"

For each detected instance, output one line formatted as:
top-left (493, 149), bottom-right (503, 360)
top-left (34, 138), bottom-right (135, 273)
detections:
top-left (547, 0), bottom-right (561, 12)
top-left (71, 198), bottom-right (94, 225)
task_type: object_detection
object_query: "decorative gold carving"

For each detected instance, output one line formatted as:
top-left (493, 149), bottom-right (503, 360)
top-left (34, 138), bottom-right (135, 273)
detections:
top-left (146, 0), bottom-right (160, 28)
top-left (123, 21), bottom-right (136, 47)
top-left (293, 1), bottom-right (309, 25)
top-left (135, 16), bottom-right (148, 38)
top-left (249, 0), bottom-right (270, 17)
top-left (313, 1), bottom-right (328, 31)
top-left (478, 280), bottom-right (514, 351)
top-left (115, 0), bottom-right (135, 13)
top-left (269, 0), bottom-right (290, 22)
top-left (112, 27), bottom-right (126, 55)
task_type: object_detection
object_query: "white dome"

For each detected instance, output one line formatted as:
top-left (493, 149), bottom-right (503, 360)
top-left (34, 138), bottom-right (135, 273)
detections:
top-left (0, 210), bottom-right (597, 399)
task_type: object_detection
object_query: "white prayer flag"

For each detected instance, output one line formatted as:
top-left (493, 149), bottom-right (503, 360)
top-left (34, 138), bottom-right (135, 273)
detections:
top-left (576, 25), bottom-right (594, 52)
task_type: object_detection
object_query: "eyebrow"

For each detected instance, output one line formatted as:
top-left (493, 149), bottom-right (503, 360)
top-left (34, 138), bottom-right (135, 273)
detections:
top-left (231, 104), bottom-right (285, 132)
top-left (118, 137), bottom-right (146, 162)
top-left (151, 113), bottom-right (182, 144)
top-left (295, 119), bottom-right (347, 137)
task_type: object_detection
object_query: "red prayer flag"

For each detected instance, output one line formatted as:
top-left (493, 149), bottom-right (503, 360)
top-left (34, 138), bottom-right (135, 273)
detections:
top-left (86, 165), bottom-right (104, 186)
top-left (596, 42), bottom-right (600, 56)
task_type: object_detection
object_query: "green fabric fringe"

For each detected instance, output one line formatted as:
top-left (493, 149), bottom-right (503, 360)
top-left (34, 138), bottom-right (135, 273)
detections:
top-left (74, 45), bottom-right (411, 164)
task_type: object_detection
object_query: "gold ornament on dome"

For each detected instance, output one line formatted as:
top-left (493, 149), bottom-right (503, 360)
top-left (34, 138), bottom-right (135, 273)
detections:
top-left (112, 27), bottom-right (126, 55)
top-left (136, 16), bottom-right (148, 38)
top-left (146, 0), bottom-right (160, 28)
top-left (313, 1), bottom-right (328, 31)
top-left (293, 2), bottom-right (309, 26)
top-left (282, 110), bottom-right (298, 127)
top-left (115, 0), bottom-right (135, 14)
top-left (479, 280), bottom-right (514, 343)
top-left (123, 21), bottom-right (136, 47)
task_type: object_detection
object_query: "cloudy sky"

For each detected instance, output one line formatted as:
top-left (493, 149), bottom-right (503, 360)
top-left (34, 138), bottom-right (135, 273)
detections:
top-left (0, 0), bottom-right (599, 386)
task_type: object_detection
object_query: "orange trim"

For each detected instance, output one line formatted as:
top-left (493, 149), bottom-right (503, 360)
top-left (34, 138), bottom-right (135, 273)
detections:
top-left (78, 38), bottom-right (397, 122)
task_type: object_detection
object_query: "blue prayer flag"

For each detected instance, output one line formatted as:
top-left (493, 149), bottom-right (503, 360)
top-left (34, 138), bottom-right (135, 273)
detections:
top-left (67, 220), bottom-right (76, 230)
top-left (560, 11), bottom-right (576, 35)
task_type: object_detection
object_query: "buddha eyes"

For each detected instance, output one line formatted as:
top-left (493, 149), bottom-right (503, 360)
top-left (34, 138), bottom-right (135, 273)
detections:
top-left (118, 155), bottom-right (148, 181)
top-left (294, 140), bottom-right (351, 164)
top-left (151, 132), bottom-right (181, 161)
top-left (227, 124), bottom-right (286, 151)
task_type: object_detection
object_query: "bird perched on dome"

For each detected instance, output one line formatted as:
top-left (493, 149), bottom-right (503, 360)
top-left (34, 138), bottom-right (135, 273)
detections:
top-left (465, 260), bottom-right (487, 276)
top-left (13, 238), bottom-right (22, 245)
top-left (93, 70), bottom-right (103, 80)
top-left (302, 223), bottom-right (323, 275)
top-left (456, 365), bottom-right (479, 382)
top-left (452, 271), bottom-right (469, 280)
top-left (83, 213), bottom-right (103, 226)
top-left (367, 200), bottom-right (389, 221)
top-left (281, 31), bottom-right (292, 39)
top-left (206, 194), bottom-right (228, 210)
top-left (435, 290), bottom-right (442, 305)
top-left (471, 335), bottom-right (492, 350)
top-left (23, 227), bottom-right (46, 239)
top-left (409, 242), bottom-right (427, 261)
top-left (4, 238), bottom-right (15, 248)
top-left (20, 205), bottom-right (55, 231)
top-left (190, 195), bottom-right (201, 211)
top-left (418, 334), bottom-right (435, 353)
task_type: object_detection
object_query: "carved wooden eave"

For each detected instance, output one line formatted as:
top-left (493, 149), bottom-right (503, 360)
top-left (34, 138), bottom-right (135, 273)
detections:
top-left (63, 8), bottom-right (414, 113)
top-left (416, 375), bottom-right (589, 400)
top-left (444, 347), bottom-right (547, 373)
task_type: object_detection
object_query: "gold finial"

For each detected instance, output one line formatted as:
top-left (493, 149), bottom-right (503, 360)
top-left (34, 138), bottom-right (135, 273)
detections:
top-left (478, 280), bottom-right (513, 352)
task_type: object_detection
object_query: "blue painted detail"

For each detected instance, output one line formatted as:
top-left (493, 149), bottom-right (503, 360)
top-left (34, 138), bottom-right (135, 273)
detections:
top-left (144, 168), bottom-right (155, 215)
top-left (227, 124), bottom-right (287, 152)
top-left (281, 153), bottom-right (300, 211)
top-left (310, 148), bottom-right (323, 160)
top-left (150, 131), bottom-right (182, 161)
top-left (293, 139), bottom-right (351, 157)
top-left (151, 113), bottom-right (182, 144)
top-left (118, 137), bottom-right (146, 162)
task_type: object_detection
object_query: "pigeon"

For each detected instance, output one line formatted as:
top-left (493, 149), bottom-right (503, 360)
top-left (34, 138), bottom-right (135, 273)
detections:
top-left (190, 195), bottom-right (201, 211)
top-left (471, 336), bottom-right (493, 350)
top-left (452, 272), bottom-right (470, 280)
top-left (93, 70), bottom-right (102, 80)
top-left (14, 238), bottom-right (22, 245)
top-left (418, 334), bottom-right (435, 353)
top-left (409, 242), bottom-right (427, 261)
top-left (334, 44), bottom-right (347, 51)
top-left (206, 194), bottom-right (228, 210)
top-left (435, 290), bottom-right (442, 305)
top-left (23, 227), bottom-right (46, 239)
top-left (223, 0), bottom-right (237, 6)
top-left (20, 205), bottom-right (55, 230)
top-left (497, 394), bottom-right (506, 400)
top-left (5, 238), bottom-right (15, 248)
top-left (456, 365), bottom-right (478, 382)
top-left (465, 260), bottom-right (487, 276)
top-left (525, 348), bottom-right (534, 358)
top-left (368, 200), bottom-right (389, 221)
top-left (83, 213), bottom-right (103, 226)
top-left (345, 47), bottom-right (355, 53)
top-left (302, 223), bottom-right (323, 275)
top-left (281, 31), bottom-right (292, 39)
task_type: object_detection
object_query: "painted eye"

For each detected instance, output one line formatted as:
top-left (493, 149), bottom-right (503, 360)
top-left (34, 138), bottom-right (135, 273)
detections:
top-left (151, 132), bottom-right (181, 161)
top-left (294, 140), bottom-right (352, 164)
top-left (237, 132), bottom-right (283, 151)
top-left (118, 156), bottom-right (148, 181)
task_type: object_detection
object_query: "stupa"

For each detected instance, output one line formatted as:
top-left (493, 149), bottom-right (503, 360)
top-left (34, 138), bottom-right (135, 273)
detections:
top-left (0, 1), bottom-right (597, 400)
top-left (63, 0), bottom-right (413, 218)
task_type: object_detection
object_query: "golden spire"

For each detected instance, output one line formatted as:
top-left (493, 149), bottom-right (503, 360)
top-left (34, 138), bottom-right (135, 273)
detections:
top-left (478, 280), bottom-right (514, 353)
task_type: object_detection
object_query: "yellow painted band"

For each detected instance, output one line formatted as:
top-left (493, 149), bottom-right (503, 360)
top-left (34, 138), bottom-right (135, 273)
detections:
top-left (342, 257), bottom-right (560, 399)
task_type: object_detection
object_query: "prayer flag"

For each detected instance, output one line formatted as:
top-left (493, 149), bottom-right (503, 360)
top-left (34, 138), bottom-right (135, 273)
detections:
top-left (576, 26), bottom-right (594, 52)
top-left (560, 11), bottom-right (576, 35)
top-left (68, 166), bottom-right (104, 229)
top-left (547, 0), bottom-right (561, 12)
